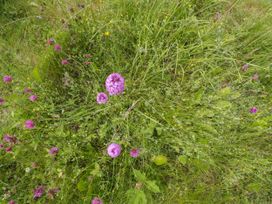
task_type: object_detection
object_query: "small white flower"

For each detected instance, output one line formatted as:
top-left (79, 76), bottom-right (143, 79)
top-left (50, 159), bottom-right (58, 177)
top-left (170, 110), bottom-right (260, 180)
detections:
top-left (25, 167), bottom-right (31, 173)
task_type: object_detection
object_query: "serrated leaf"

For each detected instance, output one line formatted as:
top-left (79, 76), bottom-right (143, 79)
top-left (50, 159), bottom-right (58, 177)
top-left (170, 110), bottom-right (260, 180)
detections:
top-left (178, 155), bottom-right (187, 165)
top-left (146, 180), bottom-right (160, 193)
top-left (153, 155), bottom-right (167, 166)
top-left (133, 169), bottom-right (147, 182)
top-left (127, 189), bottom-right (147, 204)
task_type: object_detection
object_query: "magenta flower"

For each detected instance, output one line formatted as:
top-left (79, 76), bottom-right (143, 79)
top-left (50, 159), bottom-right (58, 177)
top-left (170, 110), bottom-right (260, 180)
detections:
top-left (8, 200), bottom-right (16, 204)
top-left (25, 120), bottom-right (35, 129)
top-left (250, 107), bottom-right (257, 114)
top-left (33, 186), bottom-right (44, 200)
top-left (49, 147), bottom-right (59, 156)
top-left (91, 197), bottom-right (103, 204)
top-left (107, 143), bottom-right (122, 158)
top-left (61, 59), bottom-right (69, 65)
top-left (96, 92), bottom-right (108, 104)
top-left (47, 38), bottom-right (55, 45)
top-left (130, 148), bottom-right (140, 158)
top-left (0, 98), bottom-right (4, 105)
top-left (5, 146), bottom-right (12, 152)
top-left (3, 75), bottom-right (12, 83)
top-left (29, 95), bottom-right (38, 102)
top-left (3, 134), bottom-right (17, 143)
top-left (0, 144), bottom-right (3, 149)
top-left (252, 73), bottom-right (259, 81)
top-left (24, 87), bottom-right (33, 94)
top-left (105, 73), bottom-right (125, 95)
top-left (54, 44), bottom-right (62, 52)
top-left (241, 64), bottom-right (249, 72)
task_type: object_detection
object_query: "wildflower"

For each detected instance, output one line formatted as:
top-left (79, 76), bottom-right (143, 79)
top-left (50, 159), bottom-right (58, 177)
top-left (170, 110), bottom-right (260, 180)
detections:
top-left (61, 59), bottom-right (69, 65)
top-left (49, 147), bottom-right (59, 156)
top-left (130, 148), bottom-right (140, 158)
top-left (25, 167), bottom-right (31, 173)
top-left (0, 144), bottom-right (4, 149)
top-left (91, 197), bottom-right (103, 204)
top-left (33, 186), bottom-right (44, 200)
top-left (8, 200), bottom-right (16, 204)
top-left (252, 73), bottom-right (259, 81)
top-left (3, 75), bottom-right (12, 83)
top-left (107, 143), bottom-right (122, 158)
top-left (84, 54), bottom-right (92, 58)
top-left (104, 31), bottom-right (110, 36)
top-left (47, 188), bottom-right (60, 199)
top-left (105, 73), bottom-right (125, 95)
top-left (0, 98), bottom-right (4, 105)
top-left (84, 61), bottom-right (92, 65)
top-left (3, 134), bottom-right (16, 143)
top-left (54, 44), bottom-right (62, 52)
top-left (25, 120), bottom-right (35, 129)
top-left (250, 107), bottom-right (257, 114)
top-left (96, 92), bottom-right (108, 104)
top-left (47, 38), bottom-right (55, 45)
top-left (5, 146), bottom-right (12, 152)
top-left (24, 87), bottom-right (33, 94)
top-left (29, 95), bottom-right (38, 102)
top-left (241, 64), bottom-right (249, 71)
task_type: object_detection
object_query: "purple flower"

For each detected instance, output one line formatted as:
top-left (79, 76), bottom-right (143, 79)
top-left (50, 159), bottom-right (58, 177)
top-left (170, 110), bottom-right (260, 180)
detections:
top-left (29, 95), bottom-right (38, 102)
top-left (3, 75), bottom-right (12, 83)
top-left (0, 144), bottom-right (4, 149)
top-left (241, 64), bottom-right (249, 72)
top-left (252, 73), bottom-right (259, 81)
top-left (33, 186), bottom-right (44, 200)
top-left (250, 107), bottom-right (258, 114)
top-left (107, 143), bottom-right (121, 158)
top-left (130, 148), bottom-right (140, 158)
top-left (5, 146), bottom-right (12, 152)
top-left (0, 98), bottom-right (4, 105)
top-left (25, 120), bottom-right (35, 129)
top-left (91, 197), bottom-right (103, 204)
top-left (47, 38), bottom-right (55, 45)
top-left (49, 147), bottom-right (59, 156)
top-left (24, 87), bottom-right (33, 94)
top-left (54, 44), bottom-right (62, 52)
top-left (8, 200), bottom-right (16, 204)
top-left (96, 92), bottom-right (108, 104)
top-left (3, 134), bottom-right (17, 143)
top-left (61, 59), bottom-right (69, 65)
top-left (105, 73), bottom-right (125, 95)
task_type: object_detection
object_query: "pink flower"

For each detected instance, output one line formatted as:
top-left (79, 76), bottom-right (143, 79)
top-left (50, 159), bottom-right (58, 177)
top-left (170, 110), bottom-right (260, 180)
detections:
top-left (49, 147), bottom-right (59, 156)
top-left (130, 148), bottom-right (140, 158)
top-left (54, 44), bottom-right (62, 52)
top-left (107, 143), bottom-right (121, 158)
top-left (8, 200), bottom-right (16, 204)
top-left (252, 73), bottom-right (259, 81)
top-left (3, 134), bottom-right (17, 144)
top-left (96, 92), bottom-right (108, 104)
top-left (29, 95), bottom-right (38, 102)
top-left (3, 75), bottom-right (12, 83)
top-left (0, 98), bottom-right (4, 105)
top-left (250, 107), bottom-right (257, 114)
top-left (24, 87), bottom-right (33, 94)
top-left (5, 146), bottom-right (12, 152)
top-left (33, 186), bottom-right (44, 200)
top-left (61, 59), bottom-right (69, 65)
top-left (25, 120), bottom-right (35, 129)
top-left (47, 38), bottom-right (55, 45)
top-left (91, 197), bottom-right (103, 204)
top-left (105, 73), bottom-right (125, 95)
top-left (241, 64), bottom-right (249, 72)
top-left (0, 144), bottom-right (4, 149)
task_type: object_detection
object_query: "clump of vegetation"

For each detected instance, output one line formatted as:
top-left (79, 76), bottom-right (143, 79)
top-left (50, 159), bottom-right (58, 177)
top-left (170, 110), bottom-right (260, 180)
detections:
top-left (0, 0), bottom-right (272, 203)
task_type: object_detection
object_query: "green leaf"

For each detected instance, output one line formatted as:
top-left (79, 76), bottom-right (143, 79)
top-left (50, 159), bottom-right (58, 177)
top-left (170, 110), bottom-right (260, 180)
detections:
top-left (77, 179), bottom-right (88, 192)
top-left (247, 182), bottom-right (262, 192)
top-left (91, 163), bottom-right (102, 177)
top-left (215, 100), bottom-right (232, 110)
top-left (127, 189), bottom-right (147, 204)
top-left (133, 169), bottom-right (147, 182)
top-left (178, 155), bottom-right (187, 165)
top-left (32, 67), bottom-right (42, 81)
top-left (146, 180), bottom-right (160, 193)
top-left (218, 87), bottom-right (231, 96)
top-left (153, 155), bottom-right (168, 166)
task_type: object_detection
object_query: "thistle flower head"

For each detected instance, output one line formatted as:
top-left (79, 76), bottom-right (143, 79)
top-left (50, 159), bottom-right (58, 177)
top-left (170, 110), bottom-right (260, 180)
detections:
top-left (105, 73), bottom-right (125, 95)
top-left (49, 147), bottom-right (59, 156)
top-left (130, 148), bottom-right (140, 158)
top-left (107, 143), bottom-right (122, 158)
top-left (96, 92), bottom-right (108, 104)
top-left (29, 95), bottom-right (38, 102)
top-left (25, 120), bottom-right (35, 129)
top-left (33, 186), bottom-right (44, 200)
top-left (3, 75), bottom-right (12, 83)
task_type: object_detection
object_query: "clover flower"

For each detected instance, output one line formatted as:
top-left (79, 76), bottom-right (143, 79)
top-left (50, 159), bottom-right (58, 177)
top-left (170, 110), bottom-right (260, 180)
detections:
top-left (3, 75), bottom-right (12, 83)
top-left (96, 92), bottom-right (108, 104)
top-left (105, 73), bottom-right (125, 95)
top-left (130, 148), bottom-right (140, 158)
top-left (107, 143), bottom-right (121, 158)
top-left (49, 147), bottom-right (59, 156)
top-left (54, 44), bottom-right (62, 52)
top-left (33, 186), bottom-right (44, 200)
top-left (25, 120), bottom-right (35, 129)
top-left (29, 95), bottom-right (38, 102)
top-left (250, 107), bottom-right (257, 114)
top-left (91, 197), bottom-right (103, 204)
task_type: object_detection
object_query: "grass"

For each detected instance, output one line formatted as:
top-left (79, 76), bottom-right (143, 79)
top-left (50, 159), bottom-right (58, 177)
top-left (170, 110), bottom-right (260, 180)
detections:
top-left (0, 0), bottom-right (272, 203)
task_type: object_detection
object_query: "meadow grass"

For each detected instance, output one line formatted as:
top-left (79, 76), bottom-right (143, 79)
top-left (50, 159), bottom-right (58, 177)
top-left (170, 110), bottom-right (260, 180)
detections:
top-left (0, 0), bottom-right (272, 203)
